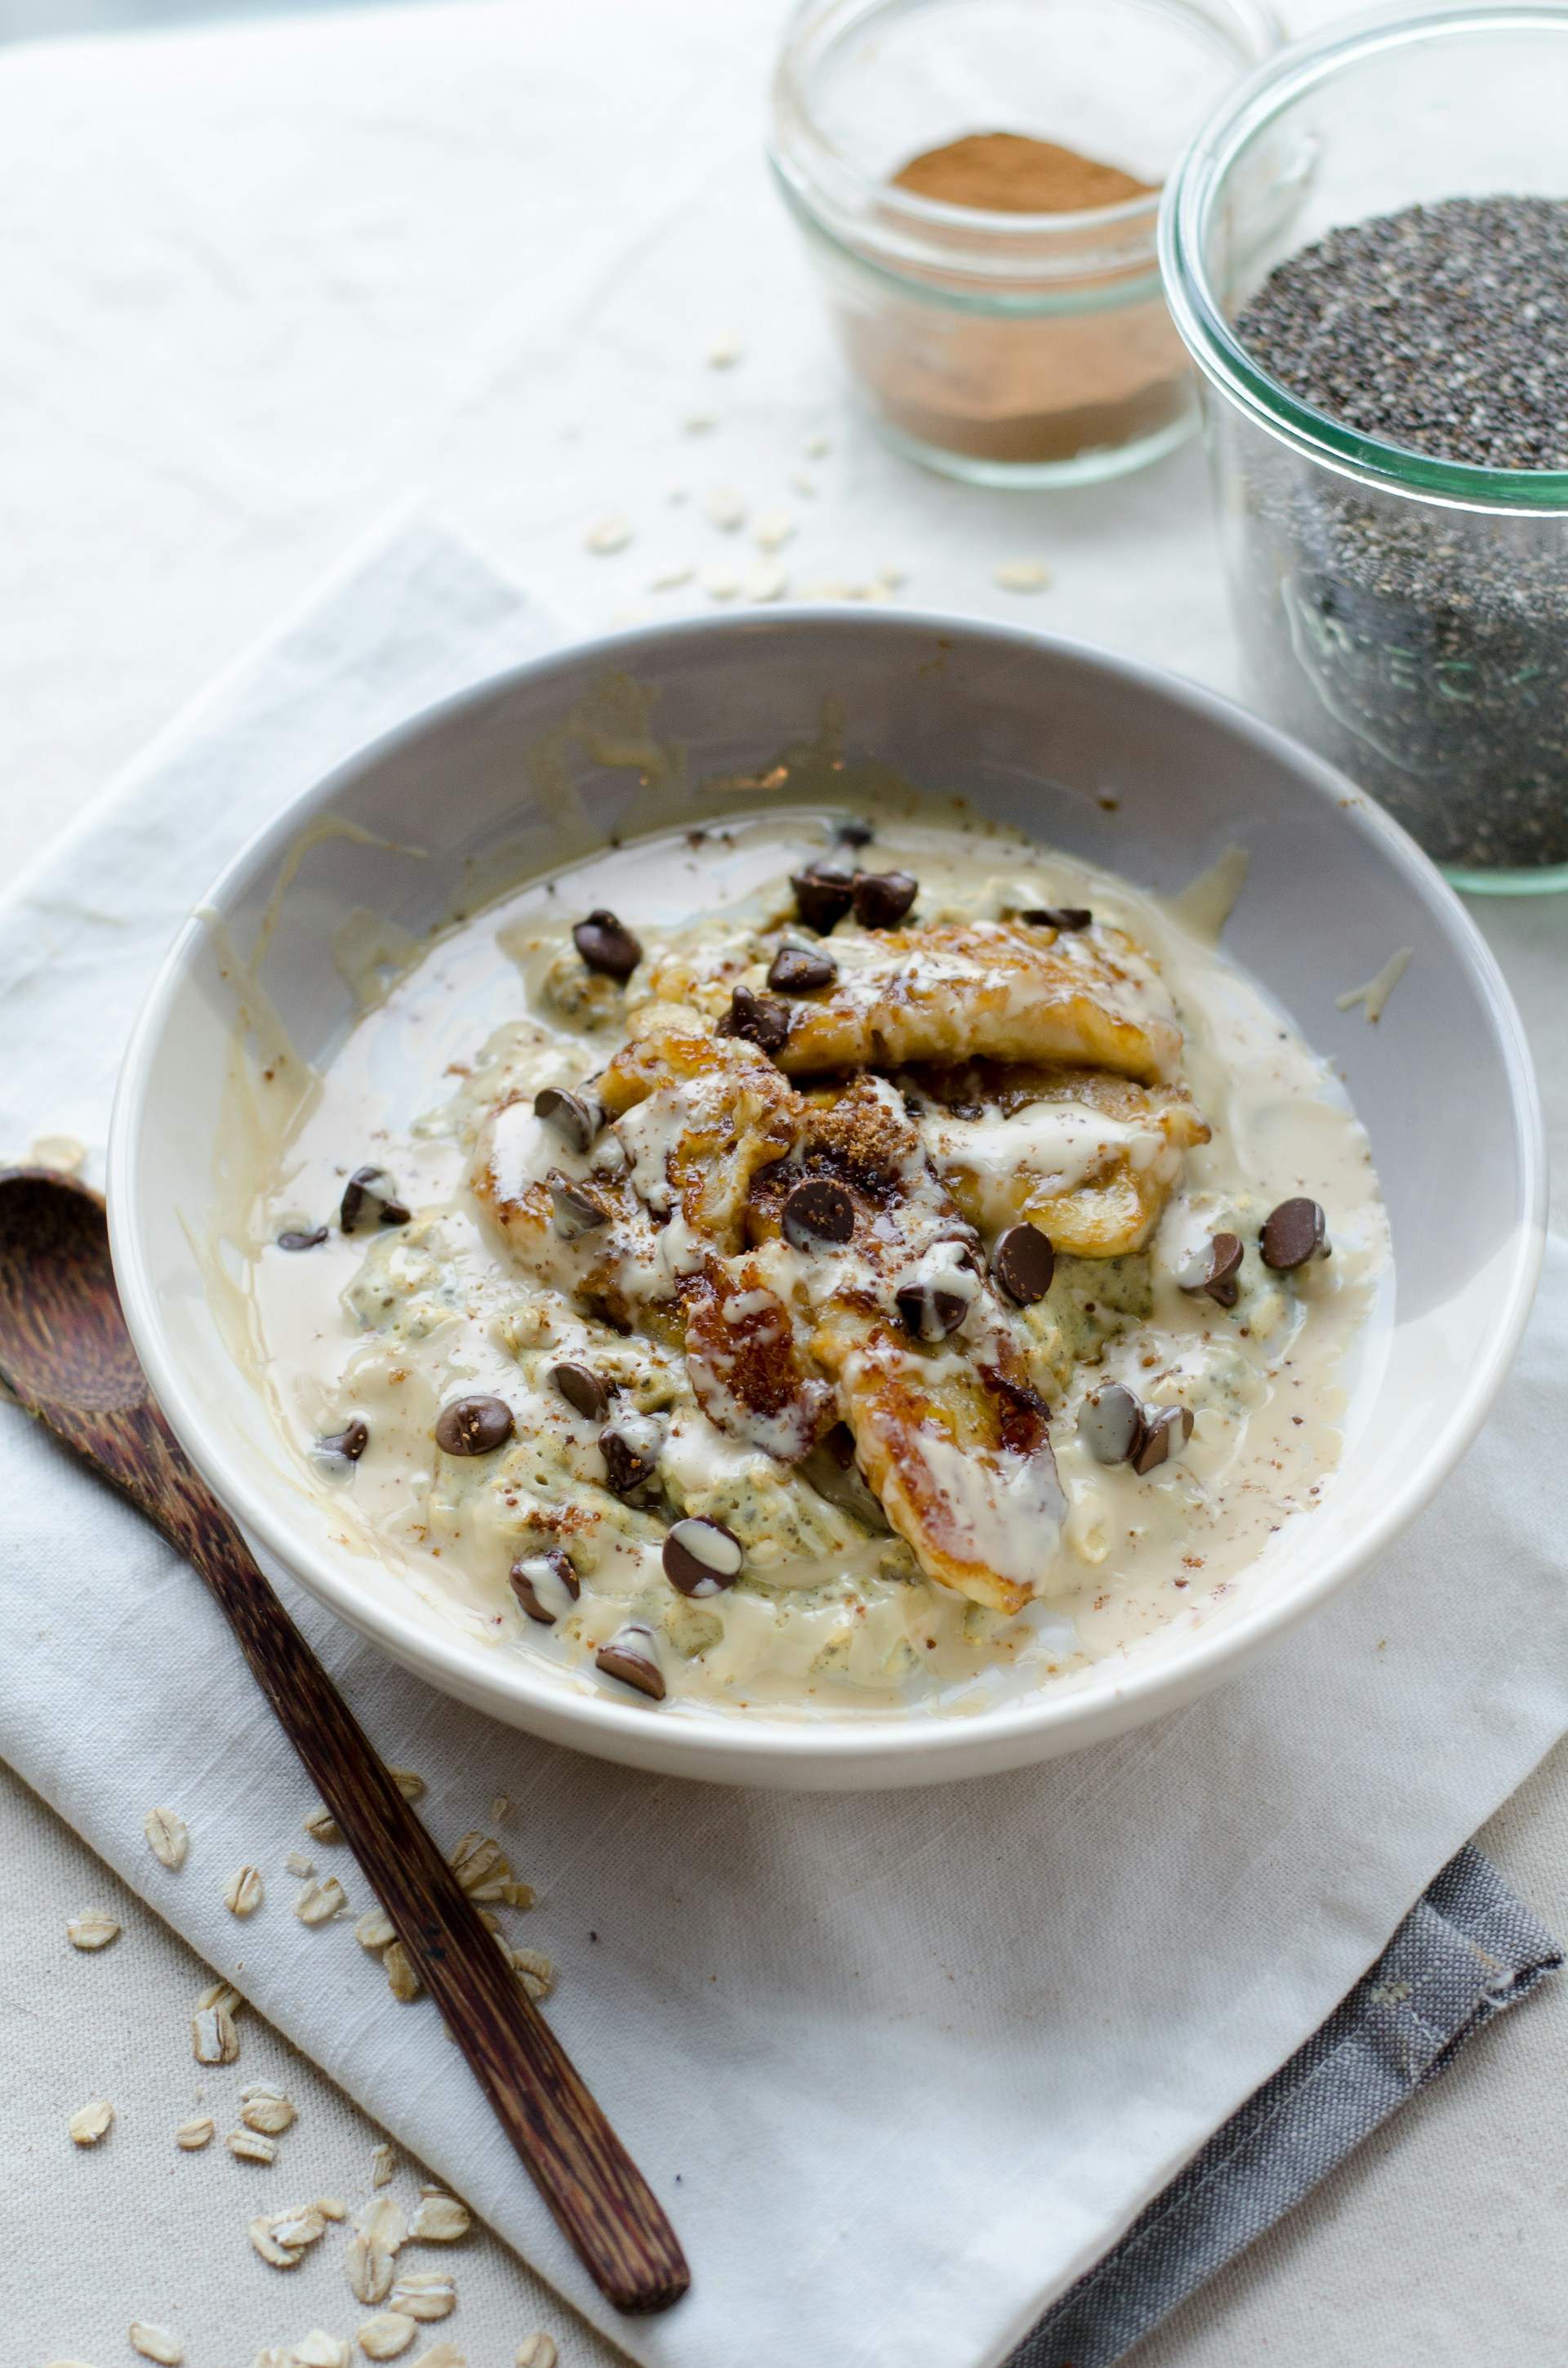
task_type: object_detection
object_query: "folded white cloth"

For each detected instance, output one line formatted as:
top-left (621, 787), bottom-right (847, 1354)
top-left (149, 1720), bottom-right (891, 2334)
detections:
top-left (1, 520), bottom-right (1562, 2368)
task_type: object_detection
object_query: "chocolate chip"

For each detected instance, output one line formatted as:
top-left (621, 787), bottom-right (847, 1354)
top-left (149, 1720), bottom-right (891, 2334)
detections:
top-left (1260, 1197), bottom-right (1330, 1272)
top-left (835, 818), bottom-right (875, 849)
top-left (851, 869), bottom-right (918, 929)
top-left (510, 1545), bottom-right (581, 1625)
top-left (572, 908), bottom-right (642, 979)
top-left (782, 1175), bottom-right (856, 1249)
top-left (717, 984), bottom-right (791, 1056)
top-left (663, 1515), bottom-right (744, 1597)
top-left (595, 1621), bottom-right (666, 1701)
top-left (314, 1416), bottom-right (369, 1466)
top-left (895, 1277), bottom-right (970, 1342)
top-left (548, 1170), bottom-right (609, 1238)
top-left (550, 1362), bottom-right (611, 1422)
top-left (767, 944), bottom-right (837, 994)
top-left (277, 1225), bottom-right (328, 1251)
top-left (1178, 1231), bottom-right (1245, 1309)
top-left (532, 1086), bottom-right (603, 1154)
top-left (991, 1222), bottom-right (1055, 1305)
top-left (599, 1421), bottom-right (660, 1495)
top-left (1133, 1403), bottom-right (1195, 1476)
top-left (790, 863), bottom-right (856, 932)
top-left (1079, 1385), bottom-right (1145, 1466)
top-left (434, 1395), bottom-right (515, 1456)
top-left (339, 1166), bottom-right (412, 1233)
top-left (1021, 907), bottom-right (1093, 931)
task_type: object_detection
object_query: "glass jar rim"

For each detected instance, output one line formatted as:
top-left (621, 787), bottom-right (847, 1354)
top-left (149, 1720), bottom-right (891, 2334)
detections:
top-left (770, 0), bottom-right (1284, 281)
top-left (1160, 0), bottom-right (1568, 515)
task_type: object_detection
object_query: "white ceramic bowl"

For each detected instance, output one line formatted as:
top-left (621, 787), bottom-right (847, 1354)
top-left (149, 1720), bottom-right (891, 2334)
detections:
top-left (109, 613), bottom-right (1544, 1789)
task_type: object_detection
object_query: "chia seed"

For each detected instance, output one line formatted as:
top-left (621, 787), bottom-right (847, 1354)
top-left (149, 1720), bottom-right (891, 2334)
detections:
top-left (1231, 194), bottom-right (1568, 872)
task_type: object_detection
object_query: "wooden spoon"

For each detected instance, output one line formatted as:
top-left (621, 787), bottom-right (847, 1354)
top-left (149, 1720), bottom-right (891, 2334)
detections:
top-left (0, 1166), bottom-right (689, 2316)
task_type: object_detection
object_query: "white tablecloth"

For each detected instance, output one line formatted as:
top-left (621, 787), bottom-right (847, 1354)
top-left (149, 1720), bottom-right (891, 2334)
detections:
top-left (0, 6), bottom-right (1562, 2367)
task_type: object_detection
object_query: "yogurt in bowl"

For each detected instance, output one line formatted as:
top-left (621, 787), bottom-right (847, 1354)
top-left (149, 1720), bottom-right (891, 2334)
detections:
top-left (108, 611), bottom-right (1543, 1787)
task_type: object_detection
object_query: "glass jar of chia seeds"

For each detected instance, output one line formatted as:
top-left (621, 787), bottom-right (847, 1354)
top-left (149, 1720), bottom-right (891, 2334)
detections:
top-left (1160, 2), bottom-right (1568, 892)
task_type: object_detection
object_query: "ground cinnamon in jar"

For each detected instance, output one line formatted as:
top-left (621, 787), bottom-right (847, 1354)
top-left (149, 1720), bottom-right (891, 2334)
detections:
top-left (841, 127), bottom-right (1191, 472)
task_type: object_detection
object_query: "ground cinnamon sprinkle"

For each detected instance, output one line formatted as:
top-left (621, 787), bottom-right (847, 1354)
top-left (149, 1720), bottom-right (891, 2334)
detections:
top-left (842, 127), bottom-right (1187, 470)
top-left (893, 131), bottom-right (1154, 216)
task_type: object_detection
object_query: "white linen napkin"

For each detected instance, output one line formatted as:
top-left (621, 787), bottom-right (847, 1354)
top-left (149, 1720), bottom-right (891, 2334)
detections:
top-left (1, 519), bottom-right (1563, 2368)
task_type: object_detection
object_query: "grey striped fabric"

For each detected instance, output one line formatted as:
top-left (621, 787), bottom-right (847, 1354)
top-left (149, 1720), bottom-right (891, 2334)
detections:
top-left (1009, 1846), bottom-right (1561, 2368)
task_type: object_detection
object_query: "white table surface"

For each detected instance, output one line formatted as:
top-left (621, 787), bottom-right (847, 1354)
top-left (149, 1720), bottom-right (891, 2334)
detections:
top-left (0, 3), bottom-right (1561, 2364)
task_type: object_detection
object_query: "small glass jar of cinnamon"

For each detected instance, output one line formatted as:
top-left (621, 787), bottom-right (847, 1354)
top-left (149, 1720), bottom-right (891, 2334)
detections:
top-left (769, 0), bottom-right (1281, 485)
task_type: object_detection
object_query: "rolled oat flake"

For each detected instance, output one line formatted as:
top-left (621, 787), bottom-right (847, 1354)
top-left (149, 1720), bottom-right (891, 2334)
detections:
top-left (663, 1515), bottom-right (744, 1596)
top-left (572, 908), bottom-right (643, 978)
top-left (434, 1395), bottom-right (515, 1456)
top-left (595, 1621), bottom-right (666, 1700)
top-left (1260, 1196), bottom-right (1330, 1273)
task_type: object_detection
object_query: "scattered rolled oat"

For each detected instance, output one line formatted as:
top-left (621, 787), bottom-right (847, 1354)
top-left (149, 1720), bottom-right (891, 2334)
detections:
top-left (240, 2082), bottom-right (297, 2137)
top-left (355, 1907), bottom-right (397, 1952)
top-left (296, 1875), bottom-right (349, 1926)
top-left (648, 563), bottom-right (694, 592)
top-left (680, 412), bottom-right (716, 434)
top-left (704, 487), bottom-right (746, 532)
top-left (389, 2272), bottom-right (456, 2321)
top-left (490, 1794), bottom-right (511, 1822)
top-left (388, 1768), bottom-right (426, 1804)
top-left (66, 1907), bottom-right (121, 1951)
top-left (448, 1831), bottom-right (503, 1889)
top-left (753, 508), bottom-right (796, 551)
top-left (225, 1865), bottom-right (265, 1918)
top-left (251, 2205), bottom-right (327, 2268)
top-left (197, 1978), bottom-right (243, 2012)
top-left (69, 2097), bottom-right (114, 2146)
top-left (357, 2315), bottom-right (416, 2361)
top-left (144, 1806), bottom-right (189, 1870)
top-left (466, 1873), bottom-right (534, 1909)
top-left (192, 2002), bottom-right (240, 2065)
top-left (303, 1806), bottom-right (341, 1844)
top-left (292, 2337), bottom-right (350, 2368)
top-left (804, 430), bottom-right (831, 457)
top-left (285, 1852), bottom-right (315, 1879)
top-left (316, 2196), bottom-right (349, 2221)
top-left (510, 1947), bottom-right (555, 2002)
top-left (992, 558), bottom-right (1053, 592)
top-left (515, 2339), bottom-right (557, 2368)
top-left (228, 2129), bottom-right (278, 2165)
top-left (129, 2327), bottom-right (183, 2366)
top-left (383, 1940), bottom-right (421, 2001)
top-left (701, 565), bottom-right (741, 601)
top-left (371, 2143), bottom-right (398, 2188)
top-left (875, 563), bottom-right (907, 591)
top-left (789, 468), bottom-right (817, 497)
top-left (409, 2347), bottom-right (464, 2368)
top-left (176, 2116), bottom-right (215, 2150)
top-left (706, 329), bottom-right (744, 368)
top-left (743, 560), bottom-right (788, 604)
top-left (583, 515), bottom-right (633, 555)
top-left (408, 2192), bottom-right (470, 2244)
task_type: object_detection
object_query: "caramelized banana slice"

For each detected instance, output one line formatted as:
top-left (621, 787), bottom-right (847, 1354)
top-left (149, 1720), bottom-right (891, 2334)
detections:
top-left (747, 1077), bottom-right (1064, 1611)
top-left (907, 1062), bottom-right (1210, 1257)
top-left (775, 920), bottom-right (1182, 1084)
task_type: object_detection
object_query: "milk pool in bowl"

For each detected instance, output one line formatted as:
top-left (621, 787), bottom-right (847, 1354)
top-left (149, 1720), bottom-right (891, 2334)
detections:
top-left (226, 804), bottom-right (1389, 1724)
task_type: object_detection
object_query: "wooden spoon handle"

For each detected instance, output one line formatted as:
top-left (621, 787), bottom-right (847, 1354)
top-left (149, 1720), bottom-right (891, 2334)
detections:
top-left (63, 1394), bottom-right (689, 2313)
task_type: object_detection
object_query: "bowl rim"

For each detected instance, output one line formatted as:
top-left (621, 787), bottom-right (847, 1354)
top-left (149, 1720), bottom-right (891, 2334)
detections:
top-left (107, 607), bottom-right (1547, 1777)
